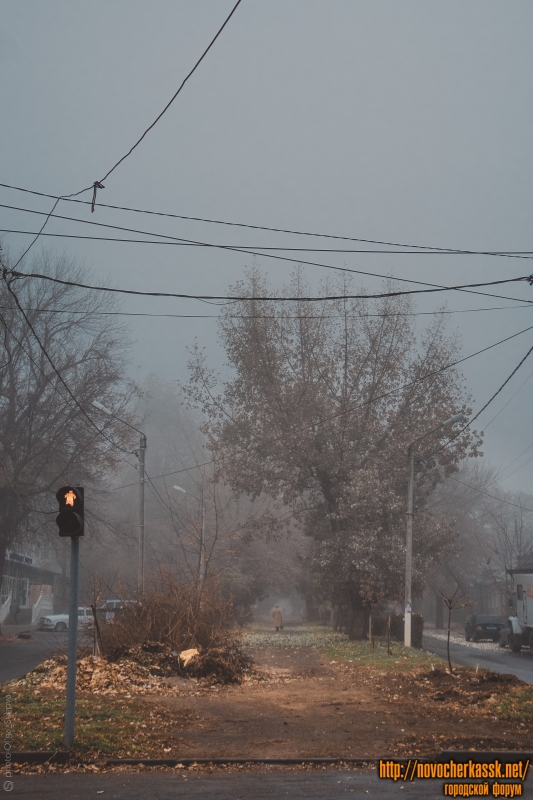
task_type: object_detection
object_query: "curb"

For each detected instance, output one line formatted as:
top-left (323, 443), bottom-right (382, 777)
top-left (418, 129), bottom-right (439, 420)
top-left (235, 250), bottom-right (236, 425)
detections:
top-left (10, 751), bottom-right (533, 767)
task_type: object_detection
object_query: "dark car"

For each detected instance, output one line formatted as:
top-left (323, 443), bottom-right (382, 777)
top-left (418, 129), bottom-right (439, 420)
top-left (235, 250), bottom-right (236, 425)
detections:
top-left (465, 614), bottom-right (505, 643)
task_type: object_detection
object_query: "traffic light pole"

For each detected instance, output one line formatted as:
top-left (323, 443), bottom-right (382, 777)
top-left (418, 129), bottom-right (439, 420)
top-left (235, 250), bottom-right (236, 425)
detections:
top-left (64, 534), bottom-right (80, 747)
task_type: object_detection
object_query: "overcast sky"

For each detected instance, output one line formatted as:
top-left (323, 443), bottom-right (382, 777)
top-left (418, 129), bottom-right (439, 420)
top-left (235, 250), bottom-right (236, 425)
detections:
top-left (2, 0), bottom-right (533, 494)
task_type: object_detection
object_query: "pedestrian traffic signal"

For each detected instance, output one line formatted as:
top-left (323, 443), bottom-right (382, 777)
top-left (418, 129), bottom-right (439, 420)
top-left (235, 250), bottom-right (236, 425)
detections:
top-left (56, 486), bottom-right (84, 537)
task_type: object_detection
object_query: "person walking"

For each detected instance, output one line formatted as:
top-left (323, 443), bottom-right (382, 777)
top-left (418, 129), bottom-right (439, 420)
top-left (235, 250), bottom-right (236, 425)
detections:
top-left (272, 604), bottom-right (283, 632)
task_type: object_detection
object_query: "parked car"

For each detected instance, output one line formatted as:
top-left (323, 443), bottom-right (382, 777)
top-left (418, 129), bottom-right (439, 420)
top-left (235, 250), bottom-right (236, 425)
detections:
top-left (465, 614), bottom-right (505, 642)
top-left (99, 599), bottom-right (141, 623)
top-left (38, 607), bottom-right (93, 632)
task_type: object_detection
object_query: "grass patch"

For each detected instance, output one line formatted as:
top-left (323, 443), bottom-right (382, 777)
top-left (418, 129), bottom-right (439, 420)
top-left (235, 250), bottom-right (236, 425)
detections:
top-left (2, 688), bottom-right (173, 757)
top-left (320, 636), bottom-right (443, 672)
top-left (492, 687), bottom-right (533, 722)
top-left (243, 623), bottom-right (445, 672)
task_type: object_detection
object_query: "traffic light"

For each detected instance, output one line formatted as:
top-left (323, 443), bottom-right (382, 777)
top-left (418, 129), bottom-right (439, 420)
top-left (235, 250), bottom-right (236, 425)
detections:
top-left (56, 486), bottom-right (84, 537)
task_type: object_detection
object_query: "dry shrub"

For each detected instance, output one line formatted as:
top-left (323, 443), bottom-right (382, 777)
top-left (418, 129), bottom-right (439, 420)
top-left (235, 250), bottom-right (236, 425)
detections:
top-left (186, 641), bottom-right (253, 684)
top-left (98, 571), bottom-right (250, 683)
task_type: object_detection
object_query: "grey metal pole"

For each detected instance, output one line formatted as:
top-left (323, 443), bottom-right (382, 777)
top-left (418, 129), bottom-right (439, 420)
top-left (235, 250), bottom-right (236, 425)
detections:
top-left (138, 433), bottom-right (146, 595)
top-left (404, 445), bottom-right (414, 648)
top-left (64, 535), bottom-right (80, 747)
top-left (402, 413), bottom-right (466, 648)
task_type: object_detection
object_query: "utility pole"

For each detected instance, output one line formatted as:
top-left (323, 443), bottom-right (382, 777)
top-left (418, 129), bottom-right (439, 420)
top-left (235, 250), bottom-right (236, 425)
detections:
top-left (404, 445), bottom-right (414, 648)
top-left (91, 401), bottom-right (146, 595)
top-left (404, 413), bottom-right (466, 647)
top-left (138, 433), bottom-right (146, 595)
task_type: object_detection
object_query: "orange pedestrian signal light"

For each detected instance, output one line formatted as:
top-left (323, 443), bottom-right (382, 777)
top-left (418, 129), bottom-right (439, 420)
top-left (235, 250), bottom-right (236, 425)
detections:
top-left (56, 485), bottom-right (84, 537)
top-left (64, 490), bottom-right (76, 507)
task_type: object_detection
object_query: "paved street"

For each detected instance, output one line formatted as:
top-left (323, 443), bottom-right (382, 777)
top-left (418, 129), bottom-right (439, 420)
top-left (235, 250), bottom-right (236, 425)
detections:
top-left (12, 769), bottom-right (533, 799)
top-left (0, 629), bottom-right (69, 683)
top-left (423, 632), bottom-right (533, 684)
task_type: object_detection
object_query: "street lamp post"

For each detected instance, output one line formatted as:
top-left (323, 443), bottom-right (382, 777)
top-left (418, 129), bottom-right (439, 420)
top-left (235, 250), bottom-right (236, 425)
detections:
top-left (404, 412), bottom-right (466, 647)
top-left (92, 400), bottom-right (147, 594)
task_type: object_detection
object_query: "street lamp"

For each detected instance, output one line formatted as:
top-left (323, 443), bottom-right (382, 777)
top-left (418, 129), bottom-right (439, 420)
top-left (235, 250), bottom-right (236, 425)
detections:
top-left (173, 484), bottom-right (205, 583)
top-left (404, 412), bottom-right (467, 647)
top-left (92, 400), bottom-right (147, 594)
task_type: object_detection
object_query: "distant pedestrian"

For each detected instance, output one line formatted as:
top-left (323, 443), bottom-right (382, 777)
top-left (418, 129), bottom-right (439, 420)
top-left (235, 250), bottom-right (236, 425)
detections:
top-left (9, 600), bottom-right (20, 624)
top-left (272, 604), bottom-right (283, 631)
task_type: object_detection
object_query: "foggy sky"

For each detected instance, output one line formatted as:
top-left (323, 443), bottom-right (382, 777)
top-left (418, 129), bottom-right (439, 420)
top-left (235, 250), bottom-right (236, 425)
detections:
top-left (1, 1), bottom-right (533, 494)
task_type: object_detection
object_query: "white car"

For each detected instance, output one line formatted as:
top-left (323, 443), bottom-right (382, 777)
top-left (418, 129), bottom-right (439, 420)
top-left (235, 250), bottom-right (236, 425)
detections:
top-left (38, 607), bottom-right (93, 632)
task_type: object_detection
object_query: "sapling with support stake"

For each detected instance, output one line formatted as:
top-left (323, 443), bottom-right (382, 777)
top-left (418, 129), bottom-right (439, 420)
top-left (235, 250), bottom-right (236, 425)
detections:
top-left (439, 586), bottom-right (474, 675)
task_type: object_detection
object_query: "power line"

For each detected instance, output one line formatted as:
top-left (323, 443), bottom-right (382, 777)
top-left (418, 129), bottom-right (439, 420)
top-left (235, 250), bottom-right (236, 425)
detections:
top-left (7, 185), bottom-right (95, 271)
top-left (0, 309), bottom-right (136, 512)
top-left (110, 323), bottom-right (533, 489)
top-left (481, 368), bottom-right (533, 432)
top-left (3, 203), bottom-right (533, 305)
top-left (0, 303), bottom-right (530, 321)
top-left (96, 0), bottom-right (243, 187)
top-left (0, 267), bottom-right (137, 460)
top-left (499, 441), bottom-right (533, 479)
top-left (3, 181), bottom-right (533, 261)
top-left (448, 477), bottom-right (533, 515)
top-left (502, 452), bottom-right (533, 481)
top-left (0, 454), bottom-right (57, 515)
top-left (8, 265), bottom-right (533, 304)
top-left (0, 0), bottom-right (243, 267)
top-left (423, 341), bottom-right (533, 460)
top-left (4, 227), bottom-right (533, 256)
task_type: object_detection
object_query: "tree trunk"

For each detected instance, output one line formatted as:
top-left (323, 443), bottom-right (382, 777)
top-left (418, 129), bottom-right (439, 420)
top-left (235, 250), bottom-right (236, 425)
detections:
top-left (304, 592), bottom-right (320, 622)
top-left (347, 594), bottom-right (369, 640)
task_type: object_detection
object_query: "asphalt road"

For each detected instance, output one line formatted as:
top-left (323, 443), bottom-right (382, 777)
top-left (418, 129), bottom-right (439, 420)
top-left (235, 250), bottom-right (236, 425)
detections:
top-left (0, 630), bottom-right (69, 683)
top-left (12, 770), bottom-right (532, 799)
top-left (423, 633), bottom-right (533, 684)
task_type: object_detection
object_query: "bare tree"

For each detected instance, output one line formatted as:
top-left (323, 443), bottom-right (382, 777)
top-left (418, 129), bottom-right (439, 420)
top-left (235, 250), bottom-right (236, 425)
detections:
top-left (0, 247), bottom-right (138, 602)
top-left (440, 586), bottom-right (474, 674)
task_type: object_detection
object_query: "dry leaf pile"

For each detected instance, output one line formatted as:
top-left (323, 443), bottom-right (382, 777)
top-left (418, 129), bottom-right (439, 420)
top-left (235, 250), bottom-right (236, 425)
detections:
top-left (12, 639), bottom-right (254, 697)
top-left (13, 655), bottom-right (179, 697)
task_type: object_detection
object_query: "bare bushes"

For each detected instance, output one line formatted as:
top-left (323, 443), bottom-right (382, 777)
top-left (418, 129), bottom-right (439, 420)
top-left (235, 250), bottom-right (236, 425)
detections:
top-left (98, 572), bottom-right (251, 684)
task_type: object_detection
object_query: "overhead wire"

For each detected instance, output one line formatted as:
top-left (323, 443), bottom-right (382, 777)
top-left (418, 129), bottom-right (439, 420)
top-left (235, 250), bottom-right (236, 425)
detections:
top-left (8, 265), bottom-right (533, 304)
top-left (0, 264), bottom-right (138, 461)
top-left (422, 340), bottom-right (533, 460)
top-left (2, 181), bottom-right (533, 261)
top-left (96, 0), bottom-right (243, 186)
top-left (480, 368), bottom-right (533, 431)
top-left (447, 476), bottom-right (533, 515)
top-left (0, 1), bottom-right (243, 262)
top-left (0, 454), bottom-right (57, 515)
top-left (0, 289), bottom-right (139, 474)
top-left (3, 203), bottom-right (533, 305)
top-left (501, 452), bottom-right (533, 481)
top-left (4, 226), bottom-right (533, 256)
top-left (499, 441), bottom-right (533, 479)
top-left (0, 303), bottom-right (530, 320)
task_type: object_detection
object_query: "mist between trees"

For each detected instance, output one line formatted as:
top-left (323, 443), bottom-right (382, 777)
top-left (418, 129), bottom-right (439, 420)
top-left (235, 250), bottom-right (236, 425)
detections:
top-left (0, 253), bottom-right (531, 636)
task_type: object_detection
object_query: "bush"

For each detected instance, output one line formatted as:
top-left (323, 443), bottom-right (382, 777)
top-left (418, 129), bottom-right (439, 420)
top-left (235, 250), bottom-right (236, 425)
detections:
top-left (99, 573), bottom-right (234, 661)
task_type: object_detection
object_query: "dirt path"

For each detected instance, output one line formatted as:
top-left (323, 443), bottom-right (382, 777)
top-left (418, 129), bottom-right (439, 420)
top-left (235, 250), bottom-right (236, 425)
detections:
top-left (144, 639), bottom-right (533, 758)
